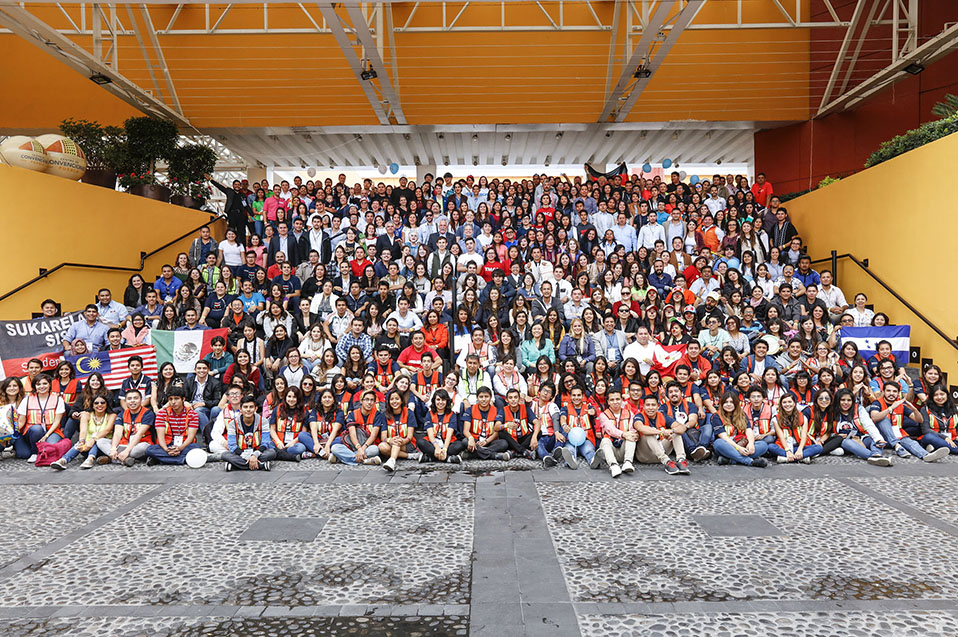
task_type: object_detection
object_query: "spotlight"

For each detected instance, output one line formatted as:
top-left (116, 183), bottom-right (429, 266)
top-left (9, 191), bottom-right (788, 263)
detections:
top-left (360, 68), bottom-right (378, 81)
top-left (504, 134), bottom-right (512, 141)
top-left (501, 155), bottom-right (508, 166)
top-left (903, 62), bottom-right (924, 75)
top-left (472, 134), bottom-right (479, 142)
top-left (555, 132), bottom-right (563, 139)
top-left (633, 68), bottom-right (652, 79)
top-left (605, 131), bottom-right (612, 138)
top-left (89, 73), bottom-right (112, 85)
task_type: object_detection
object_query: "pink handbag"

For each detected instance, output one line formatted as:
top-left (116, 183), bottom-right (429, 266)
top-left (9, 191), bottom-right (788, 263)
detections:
top-left (35, 438), bottom-right (72, 466)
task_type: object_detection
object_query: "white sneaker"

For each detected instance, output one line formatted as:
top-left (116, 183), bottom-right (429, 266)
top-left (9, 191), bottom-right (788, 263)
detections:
top-left (80, 455), bottom-right (96, 469)
top-left (383, 457), bottom-right (396, 472)
top-left (829, 448), bottom-right (845, 456)
top-left (610, 464), bottom-right (623, 478)
top-left (363, 456), bottom-right (381, 466)
top-left (923, 447), bottom-right (950, 463)
top-left (776, 456), bottom-right (788, 464)
top-left (27, 454), bottom-right (37, 464)
top-left (621, 461), bottom-right (635, 474)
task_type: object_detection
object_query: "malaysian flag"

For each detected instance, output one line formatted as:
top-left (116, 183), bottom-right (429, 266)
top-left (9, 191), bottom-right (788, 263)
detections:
top-left (66, 346), bottom-right (158, 389)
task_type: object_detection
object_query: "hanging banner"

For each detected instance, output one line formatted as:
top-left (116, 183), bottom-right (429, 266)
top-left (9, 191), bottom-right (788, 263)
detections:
top-left (0, 312), bottom-right (83, 379)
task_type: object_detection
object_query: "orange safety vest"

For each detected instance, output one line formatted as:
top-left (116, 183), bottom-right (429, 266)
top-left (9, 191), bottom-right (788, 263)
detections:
top-left (469, 404), bottom-right (497, 439)
top-left (415, 370), bottom-right (442, 396)
top-left (502, 403), bottom-right (532, 437)
top-left (724, 421), bottom-right (749, 445)
top-left (235, 417), bottom-right (262, 450)
top-left (430, 411), bottom-right (456, 441)
top-left (373, 360), bottom-right (396, 388)
top-left (565, 401), bottom-right (595, 444)
top-left (875, 396), bottom-right (905, 430)
top-left (926, 411), bottom-right (958, 438)
top-left (747, 403), bottom-right (774, 436)
top-left (383, 408), bottom-right (409, 441)
top-left (778, 411), bottom-right (807, 447)
top-left (635, 411), bottom-right (669, 434)
top-left (314, 409), bottom-right (340, 439)
top-left (120, 408), bottom-right (153, 445)
top-left (661, 399), bottom-right (697, 426)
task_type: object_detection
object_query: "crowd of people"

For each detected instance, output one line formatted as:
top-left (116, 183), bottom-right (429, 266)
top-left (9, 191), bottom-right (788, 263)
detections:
top-left (2, 168), bottom-right (954, 475)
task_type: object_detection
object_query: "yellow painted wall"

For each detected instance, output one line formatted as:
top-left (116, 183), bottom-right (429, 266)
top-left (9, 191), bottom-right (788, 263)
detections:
top-left (0, 165), bottom-right (222, 319)
top-left (787, 131), bottom-right (958, 378)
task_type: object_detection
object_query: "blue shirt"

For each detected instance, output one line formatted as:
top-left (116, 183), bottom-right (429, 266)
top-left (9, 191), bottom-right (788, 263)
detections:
top-left (97, 301), bottom-right (129, 327)
top-left (238, 292), bottom-right (266, 313)
top-left (64, 320), bottom-right (109, 352)
top-left (153, 277), bottom-right (182, 303)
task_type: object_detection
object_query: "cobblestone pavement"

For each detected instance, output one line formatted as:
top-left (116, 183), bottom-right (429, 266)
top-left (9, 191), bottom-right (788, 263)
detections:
top-left (1, 453), bottom-right (958, 636)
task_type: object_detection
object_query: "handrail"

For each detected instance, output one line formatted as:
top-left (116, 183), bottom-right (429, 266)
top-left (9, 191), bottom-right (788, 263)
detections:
top-left (810, 251), bottom-right (958, 352)
top-left (0, 214), bottom-right (221, 303)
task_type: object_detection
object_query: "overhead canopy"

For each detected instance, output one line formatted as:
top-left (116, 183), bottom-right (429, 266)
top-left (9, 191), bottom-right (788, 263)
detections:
top-left (0, 1), bottom-right (950, 167)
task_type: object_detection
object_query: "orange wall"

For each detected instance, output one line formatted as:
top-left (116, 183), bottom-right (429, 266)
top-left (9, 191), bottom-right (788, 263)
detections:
top-left (786, 131), bottom-right (958, 378)
top-left (0, 165), bottom-right (222, 318)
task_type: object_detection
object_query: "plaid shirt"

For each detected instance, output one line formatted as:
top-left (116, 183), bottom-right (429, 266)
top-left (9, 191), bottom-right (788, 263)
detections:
top-left (335, 332), bottom-right (373, 365)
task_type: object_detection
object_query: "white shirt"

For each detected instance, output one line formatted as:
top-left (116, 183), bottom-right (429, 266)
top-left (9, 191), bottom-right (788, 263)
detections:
top-left (818, 284), bottom-right (848, 311)
top-left (622, 340), bottom-right (665, 375)
top-left (637, 222), bottom-right (666, 250)
top-left (705, 196), bottom-right (726, 214)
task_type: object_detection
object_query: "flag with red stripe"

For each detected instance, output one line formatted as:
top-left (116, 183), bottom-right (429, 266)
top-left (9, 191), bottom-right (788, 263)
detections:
top-left (66, 345), bottom-right (158, 389)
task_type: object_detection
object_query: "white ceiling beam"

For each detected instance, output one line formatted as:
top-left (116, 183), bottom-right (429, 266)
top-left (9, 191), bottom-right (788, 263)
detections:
top-left (599, 0), bottom-right (675, 122)
top-left (818, 21), bottom-right (958, 116)
top-left (343, 3), bottom-right (406, 125)
top-left (138, 4), bottom-right (184, 116)
top-left (818, 0), bottom-right (871, 110)
top-left (0, 3), bottom-right (190, 127)
top-left (612, 0), bottom-right (707, 123)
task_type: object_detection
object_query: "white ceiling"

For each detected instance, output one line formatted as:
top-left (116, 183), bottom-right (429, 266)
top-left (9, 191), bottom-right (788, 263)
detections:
top-left (206, 122), bottom-right (759, 170)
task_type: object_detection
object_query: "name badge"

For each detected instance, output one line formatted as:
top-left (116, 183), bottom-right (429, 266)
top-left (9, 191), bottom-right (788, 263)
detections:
top-left (284, 431), bottom-right (294, 445)
top-left (172, 435), bottom-right (183, 447)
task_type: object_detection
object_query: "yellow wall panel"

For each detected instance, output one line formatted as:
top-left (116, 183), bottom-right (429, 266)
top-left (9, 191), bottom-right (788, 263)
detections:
top-left (787, 132), bottom-right (958, 377)
top-left (0, 165), bottom-right (222, 319)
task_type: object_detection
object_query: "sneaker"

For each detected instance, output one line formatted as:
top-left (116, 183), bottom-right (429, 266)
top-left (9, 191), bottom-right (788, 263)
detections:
top-left (363, 456), bottom-right (382, 466)
top-left (383, 458), bottom-right (396, 472)
top-left (677, 459), bottom-right (690, 474)
top-left (717, 455), bottom-right (731, 465)
top-left (610, 464), bottom-right (623, 478)
top-left (328, 453), bottom-right (340, 464)
top-left (690, 446), bottom-right (710, 461)
top-left (867, 455), bottom-right (893, 467)
top-left (27, 454), bottom-right (37, 464)
top-left (292, 454), bottom-right (302, 463)
top-left (261, 461), bottom-right (271, 471)
top-left (409, 451), bottom-right (424, 463)
top-left (551, 446), bottom-right (564, 461)
top-left (523, 449), bottom-right (536, 460)
top-left (418, 451), bottom-right (428, 463)
top-left (80, 455), bottom-right (95, 470)
top-left (751, 457), bottom-right (768, 468)
top-left (776, 456), bottom-right (788, 464)
top-left (146, 457), bottom-right (159, 466)
top-left (923, 447), bottom-right (950, 463)
top-left (589, 454), bottom-right (603, 470)
top-left (926, 444), bottom-right (935, 453)
top-left (895, 445), bottom-right (910, 458)
top-left (800, 457), bottom-right (812, 464)
top-left (97, 455), bottom-right (112, 465)
top-left (224, 462), bottom-right (233, 472)
top-left (50, 458), bottom-right (67, 471)
top-left (448, 454), bottom-right (462, 465)
top-left (497, 451), bottom-right (512, 461)
top-left (559, 447), bottom-right (576, 468)
top-left (829, 448), bottom-right (845, 456)
top-left (301, 451), bottom-right (314, 460)
top-left (664, 460), bottom-right (680, 475)
top-left (543, 455), bottom-right (558, 468)
top-left (622, 461), bottom-right (635, 474)
top-left (207, 452), bottom-right (223, 462)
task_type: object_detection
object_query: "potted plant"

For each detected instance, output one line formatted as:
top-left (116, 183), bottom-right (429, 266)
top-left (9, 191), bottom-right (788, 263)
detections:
top-left (167, 143), bottom-right (217, 209)
top-left (119, 116), bottom-right (178, 201)
top-left (57, 118), bottom-right (125, 189)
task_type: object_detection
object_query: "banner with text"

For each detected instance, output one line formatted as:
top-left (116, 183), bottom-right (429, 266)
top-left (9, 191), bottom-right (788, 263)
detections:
top-left (0, 312), bottom-right (83, 379)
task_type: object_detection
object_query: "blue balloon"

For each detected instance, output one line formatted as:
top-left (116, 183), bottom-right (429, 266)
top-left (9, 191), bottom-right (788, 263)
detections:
top-left (568, 427), bottom-right (586, 447)
top-left (662, 158), bottom-right (673, 169)
top-left (389, 162), bottom-right (399, 175)
top-left (690, 175), bottom-right (700, 185)
top-left (642, 163), bottom-right (652, 173)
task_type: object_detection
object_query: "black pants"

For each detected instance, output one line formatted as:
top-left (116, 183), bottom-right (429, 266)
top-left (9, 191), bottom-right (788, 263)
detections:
top-left (821, 435), bottom-right (844, 455)
top-left (223, 448), bottom-right (276, 469)
top-left (470, 439), bottom-right (508, 460)
top-left (498, 430), bottom-right (534, 456)
top-left (415, 432), bottom-right (467, 461)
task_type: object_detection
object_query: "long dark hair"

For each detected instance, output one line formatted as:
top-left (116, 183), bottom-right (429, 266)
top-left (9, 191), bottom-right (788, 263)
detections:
top-left (80, 372), bottom-right (111, 410)
top-left (278, 386), bottom-right (306, 421)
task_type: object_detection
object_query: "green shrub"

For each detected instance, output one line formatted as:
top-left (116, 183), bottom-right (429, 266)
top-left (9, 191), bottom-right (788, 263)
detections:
top-left (864, 115), bottom-right (958, 168)
top-left (817, 176), bottom-right (841, 188)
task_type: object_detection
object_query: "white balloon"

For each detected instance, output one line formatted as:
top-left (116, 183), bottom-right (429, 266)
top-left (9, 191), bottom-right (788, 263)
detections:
top-left (679, 170), bottom-right (687, 180)
top-left (306, 167), bottom-right (316, 178)
top-left (378, 164), bottom-right (387, 174)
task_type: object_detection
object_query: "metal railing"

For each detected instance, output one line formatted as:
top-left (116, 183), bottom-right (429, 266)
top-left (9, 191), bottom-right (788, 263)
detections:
top-left (0, 215), bottom-right (220, 303)
top-left (812, 250), bottom-right (958, 352)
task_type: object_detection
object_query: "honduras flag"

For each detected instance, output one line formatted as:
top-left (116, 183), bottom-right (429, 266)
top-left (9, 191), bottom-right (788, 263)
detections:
top-left (841, 326), bottom-right (911, 366)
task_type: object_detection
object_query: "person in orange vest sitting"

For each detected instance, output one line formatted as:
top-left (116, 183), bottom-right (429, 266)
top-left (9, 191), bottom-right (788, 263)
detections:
top-left (495, 388), bottom-right (538, 460)
top-left (919, 385), bottom-right (958, 456)
top-left (104, 388), bottom-right (155, 466)
top-left (596, 388), bottom-right (638, 477)
top-left (223, 395), bottom-right (275, 471)
top-left (556, 384), bottom-right (600, 470)
top-left (377, 390), bottom-right (422, 472)
top-left (418, 389), bottom-right (467, 464)
top-left (456, 327), bottom-right (497, 375)
top-left (868, 382), bottom-right (948, 462)
top-left (463, 387), bottom-right (511, 461)
top-left (368, 346), bottom-right (400, 393)
top-left (330, 390), bottom-right (384, 466)
top-left (633, 394), bottom-right (690, 475)
top-left (699, 213), bottom-right (725, 254)
top-left (768, 394), bottom-right (821, 464)
top-left (713, 391), bottom-right (769, 467)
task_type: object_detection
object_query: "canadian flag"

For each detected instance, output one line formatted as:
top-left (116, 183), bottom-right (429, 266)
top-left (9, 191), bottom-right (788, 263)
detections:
top-left (653, 344), bottom-right (687, 377)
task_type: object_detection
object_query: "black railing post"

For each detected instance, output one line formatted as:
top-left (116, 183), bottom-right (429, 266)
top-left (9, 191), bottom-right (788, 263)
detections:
top-left (830, 250), bottom-right (837, 283)
top-left (448, 280), bottom-right (458, 371)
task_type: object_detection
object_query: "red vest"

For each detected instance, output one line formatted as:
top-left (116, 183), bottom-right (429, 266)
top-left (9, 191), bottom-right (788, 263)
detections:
top-left (469, 405), bottom-right (497, 439)
top-left (120, 408), bottom-right (153, 445)
top-left (502, 403), bottom-right (532, 437)
top-left (383, 408), bottom-right (409, 440)
top-left (430, 411), bottom-right (456, 441)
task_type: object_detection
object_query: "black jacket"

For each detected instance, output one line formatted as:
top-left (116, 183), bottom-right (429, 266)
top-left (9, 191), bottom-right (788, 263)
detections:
top-left (182, 375), bottom-right (224, 410)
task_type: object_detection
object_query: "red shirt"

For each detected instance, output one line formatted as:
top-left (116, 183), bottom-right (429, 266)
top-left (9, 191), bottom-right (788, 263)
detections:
top-left (751, 181), bottom-right (774, 207)
top-left (350, 258), bottom-right (372, 278)
top-left (480, 260), bottom-right (509, 282)
top-left (155, 407), bottom-right (199, 445)
top-left (398, 345), bottom-right (438, 371)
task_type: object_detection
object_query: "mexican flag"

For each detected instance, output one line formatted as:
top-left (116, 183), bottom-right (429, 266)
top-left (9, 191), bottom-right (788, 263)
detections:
top-left (152, 328), bottom-right (229, 373)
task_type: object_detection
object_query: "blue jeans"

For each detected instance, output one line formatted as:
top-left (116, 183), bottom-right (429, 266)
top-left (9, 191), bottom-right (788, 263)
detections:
top-left (145, 443), bottom-right (202, 464)
top-left (840, 436), bottom-right (881, 460)
top-left (563, 438), bottom-right (596, 465)
top-left (682, 416), bottom-right (714, 450)
top-left (297, 431), bottom-right (340, 453)
top-left (767, 442), bottom-right (823, 458)
top-left (922, 431), bottom-right (958, 454)
top-left (62, 417), bottom-right (80, 441)
top-left (329, 442), bottom-right (380, 465)
top-left (275, 441), bottom-right (306, 461)
top-left (62, 442), bottom-right (101, 464)
top-left (874, 417), bottom-right (927, 457)
top-left (537, 434), bottom-right (560, 459)
top-left (713, 438), bottom-right (768, 466)
top-left (14, 426), bottom-right (62, 458)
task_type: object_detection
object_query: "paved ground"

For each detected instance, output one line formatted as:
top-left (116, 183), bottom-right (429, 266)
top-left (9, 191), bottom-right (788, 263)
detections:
top-left (1, 453), bottom-right (958, 636)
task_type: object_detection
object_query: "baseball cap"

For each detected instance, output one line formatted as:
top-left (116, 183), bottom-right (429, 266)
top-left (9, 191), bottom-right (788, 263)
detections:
top-left (683, 305), bottom-right (696, 314)
top-left (706, 291), bottom-right (721, 301)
